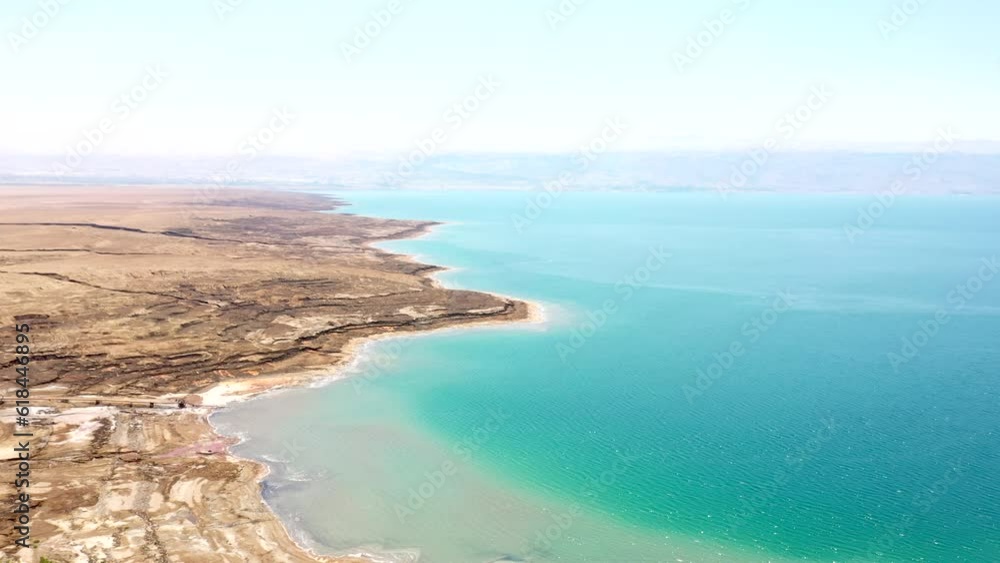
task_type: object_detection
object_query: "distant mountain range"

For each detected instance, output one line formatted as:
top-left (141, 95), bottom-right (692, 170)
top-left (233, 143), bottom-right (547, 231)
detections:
top-left (1, 151), bottom-right (998, 195)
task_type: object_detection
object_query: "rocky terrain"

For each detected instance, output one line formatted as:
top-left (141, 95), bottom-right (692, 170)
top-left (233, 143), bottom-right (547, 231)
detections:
top-left (0, 186), bottom-right (528, 562)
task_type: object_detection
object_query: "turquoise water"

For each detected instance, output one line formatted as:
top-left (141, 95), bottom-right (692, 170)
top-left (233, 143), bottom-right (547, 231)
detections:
top-left (213, 191), bottom-right (1000, 562)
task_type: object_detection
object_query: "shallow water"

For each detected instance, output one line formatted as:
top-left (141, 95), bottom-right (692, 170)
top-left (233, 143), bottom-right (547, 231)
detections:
top-left (213, 191), bottom-right (1000, 562)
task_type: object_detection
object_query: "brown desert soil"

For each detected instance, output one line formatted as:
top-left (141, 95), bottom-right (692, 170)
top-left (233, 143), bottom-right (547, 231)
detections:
top-left (0, 186), bottom-right (530, 562)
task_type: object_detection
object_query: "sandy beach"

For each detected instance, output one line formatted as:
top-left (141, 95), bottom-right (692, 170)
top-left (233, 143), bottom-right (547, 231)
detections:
top-left (0, 186), bottom-right (533, 562)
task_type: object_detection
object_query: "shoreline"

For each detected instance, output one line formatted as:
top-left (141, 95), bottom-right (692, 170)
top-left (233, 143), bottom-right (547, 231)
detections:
top-left (197, 216), bottom-right (547, 408)
top-left (196, 281), bottom-right (546, 410)
top-left (199, 214), bottom-right (547, 561)
top-left (0, 186), bottom-right (543, 562)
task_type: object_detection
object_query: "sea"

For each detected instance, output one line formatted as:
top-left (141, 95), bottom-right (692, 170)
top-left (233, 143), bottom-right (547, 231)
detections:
top-left (211, 190), bottom-right (1000, 562)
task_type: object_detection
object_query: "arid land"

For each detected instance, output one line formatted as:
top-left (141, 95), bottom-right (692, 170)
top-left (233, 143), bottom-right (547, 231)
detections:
top-left (0, 186), bottom-right (530, 562)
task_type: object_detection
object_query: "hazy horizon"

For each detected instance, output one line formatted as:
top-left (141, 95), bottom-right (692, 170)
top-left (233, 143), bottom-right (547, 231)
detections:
top-left (4, 150), bottom-right (1000, 196)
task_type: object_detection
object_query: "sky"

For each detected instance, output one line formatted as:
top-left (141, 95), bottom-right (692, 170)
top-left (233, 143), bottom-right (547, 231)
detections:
top-left (1, 0), bottom-right (998, 158)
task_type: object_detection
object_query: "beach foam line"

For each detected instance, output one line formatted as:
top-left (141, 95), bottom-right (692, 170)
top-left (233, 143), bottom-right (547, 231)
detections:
top-left (199, 210), bottom-right (547, 563)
